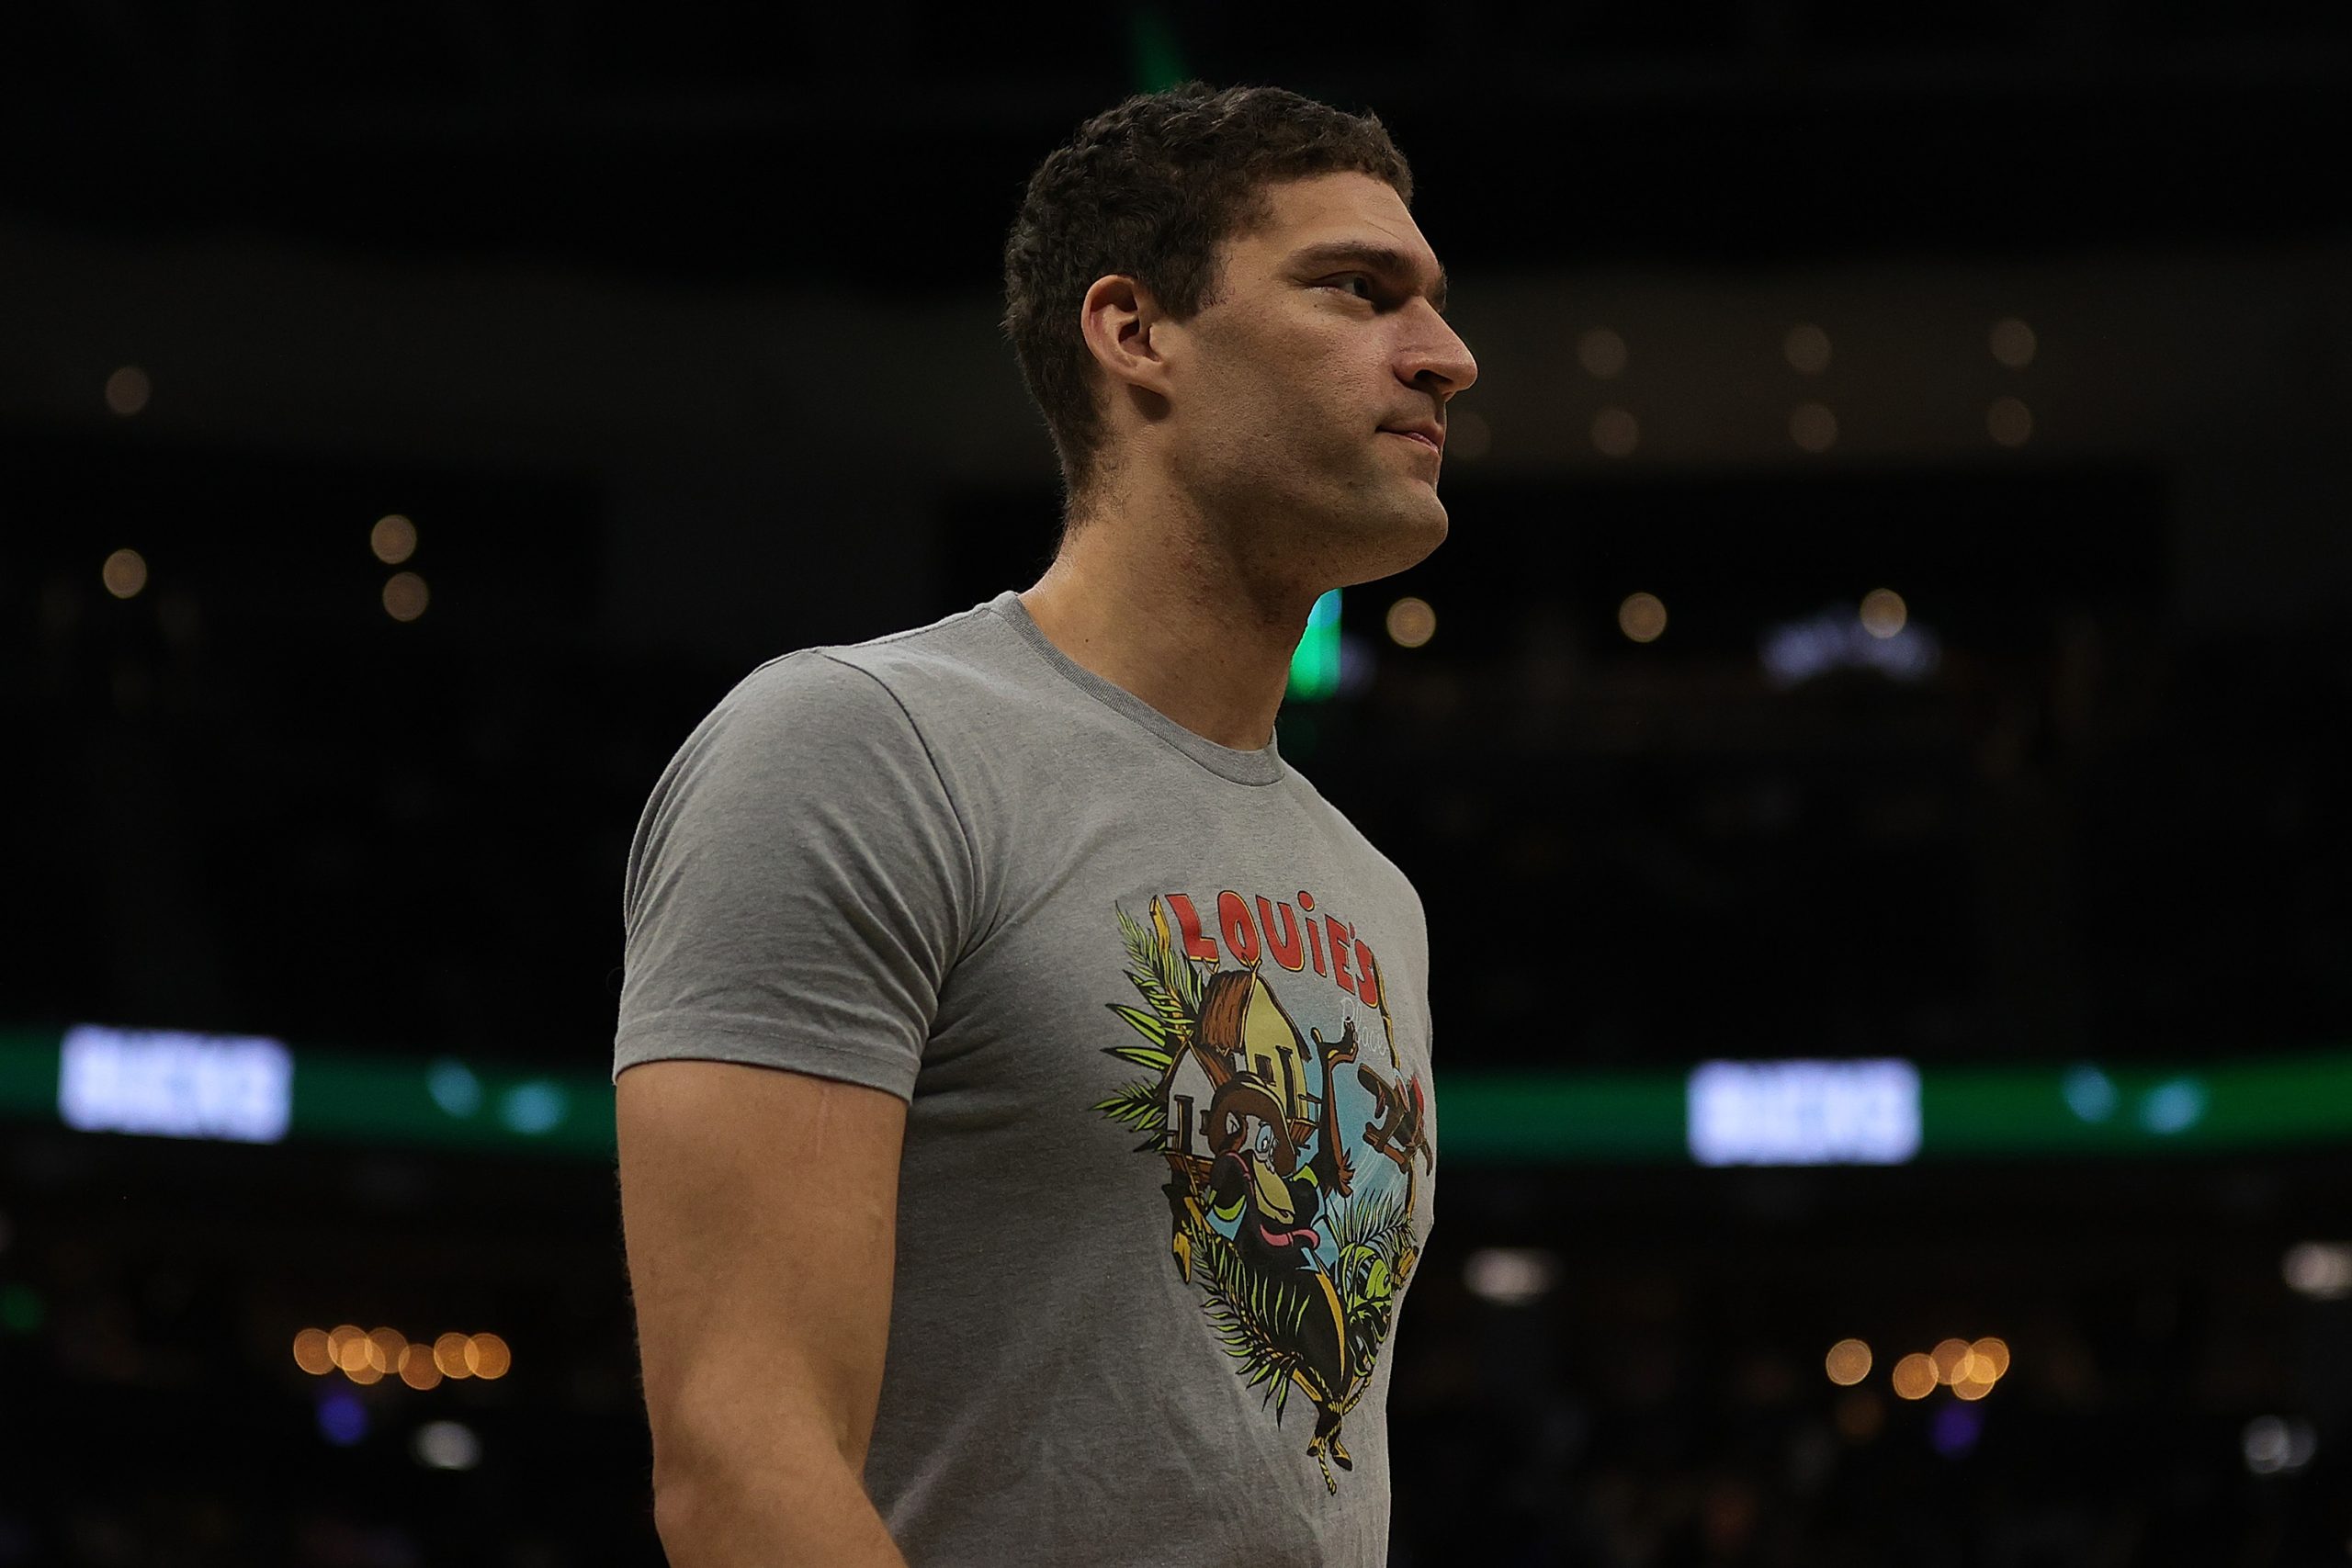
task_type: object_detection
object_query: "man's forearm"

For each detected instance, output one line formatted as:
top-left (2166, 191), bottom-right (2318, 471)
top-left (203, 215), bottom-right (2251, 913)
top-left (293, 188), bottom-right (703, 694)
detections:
top-left (654, 1448), bottom-right (910, 1568)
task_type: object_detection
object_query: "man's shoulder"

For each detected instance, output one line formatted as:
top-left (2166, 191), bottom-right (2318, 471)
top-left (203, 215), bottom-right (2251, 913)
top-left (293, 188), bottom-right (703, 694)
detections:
top-left (751, 597), bottom-right (1020, 705)
top-left (718, 599), bottom-right (1013, 723)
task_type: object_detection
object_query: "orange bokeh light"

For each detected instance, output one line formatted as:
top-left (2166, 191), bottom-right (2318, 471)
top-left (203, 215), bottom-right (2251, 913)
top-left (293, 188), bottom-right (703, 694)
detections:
top-left (466, 1333), bottom-right (513, 1380)
top-left (292, 1328), bottom-right (333, 1375)
top-left (400, 1342), bottom-right (446, 1391)
top-left (1890, 1353), bottom-right (1938, 1401)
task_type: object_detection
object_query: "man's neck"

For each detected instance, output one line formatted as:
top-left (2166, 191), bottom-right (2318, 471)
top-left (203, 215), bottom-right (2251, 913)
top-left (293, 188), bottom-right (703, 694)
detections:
top-left (1017, 503), bottom-right (1319, 755)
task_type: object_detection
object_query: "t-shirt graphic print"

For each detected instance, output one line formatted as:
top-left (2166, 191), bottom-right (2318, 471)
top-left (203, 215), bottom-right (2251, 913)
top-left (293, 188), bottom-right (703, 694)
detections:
top-left (1095, 890), bottom-right (1432, 1495)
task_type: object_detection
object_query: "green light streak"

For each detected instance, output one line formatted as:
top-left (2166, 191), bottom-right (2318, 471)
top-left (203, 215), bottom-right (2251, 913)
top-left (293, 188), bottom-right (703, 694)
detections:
top-left (1434, 1071), bottom-right (1686, 1161)
top-left (1287, 588), bottom-right (1342, 702)
top-left (1127, 6), bottom-right (1189, 93)
top-left (7, 1026), bottom-right (2352, 1166)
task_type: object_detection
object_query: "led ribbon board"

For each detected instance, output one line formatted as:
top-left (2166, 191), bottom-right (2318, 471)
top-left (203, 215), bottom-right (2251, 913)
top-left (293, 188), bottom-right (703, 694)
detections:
top-left (1687, 1058), bottom-right (1922, 1167)
top-left (58, 1025), bottom-right (293, 1144)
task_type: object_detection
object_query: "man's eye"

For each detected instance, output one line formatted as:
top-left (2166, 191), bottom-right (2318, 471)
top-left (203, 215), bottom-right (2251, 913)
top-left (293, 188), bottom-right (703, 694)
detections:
top-left (1326, 275), bottom-right (1375, 301)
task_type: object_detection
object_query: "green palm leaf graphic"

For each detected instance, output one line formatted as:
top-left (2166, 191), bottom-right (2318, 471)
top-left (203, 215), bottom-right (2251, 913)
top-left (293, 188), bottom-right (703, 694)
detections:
top-left (1114, 900), bottom-right (1204, 1047)
top-left (1323, 1186), bottom-right (1408, 1255)
top-left (1091, 1077), bottom-right (1164, 1133)
top-left (1322, 1187), bottom-right (1415, 1384)
top-left (1100, 1010), bottom-right (1174, 1067)
top-left (1191, 1224), bottom-right (1318, 1423)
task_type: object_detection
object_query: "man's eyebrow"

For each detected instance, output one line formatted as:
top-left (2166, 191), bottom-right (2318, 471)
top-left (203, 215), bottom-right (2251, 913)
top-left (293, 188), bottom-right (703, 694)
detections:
top-left (1290, 242), bottom-right (1449, 311)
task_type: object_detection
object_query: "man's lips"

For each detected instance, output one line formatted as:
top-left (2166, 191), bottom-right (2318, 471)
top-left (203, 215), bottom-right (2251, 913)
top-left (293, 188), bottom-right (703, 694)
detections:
top-left (1381, 424), bottom-right (1443, 454)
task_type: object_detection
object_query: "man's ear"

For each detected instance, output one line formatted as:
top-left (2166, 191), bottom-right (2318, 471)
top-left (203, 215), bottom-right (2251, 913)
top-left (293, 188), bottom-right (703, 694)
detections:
top-left (1078, 274), bottom-right (1176, 401)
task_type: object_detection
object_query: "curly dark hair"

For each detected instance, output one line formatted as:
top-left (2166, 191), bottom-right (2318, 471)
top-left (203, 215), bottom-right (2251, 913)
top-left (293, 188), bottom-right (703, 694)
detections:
top-left (1002, 82), bottom-right (1414, 513)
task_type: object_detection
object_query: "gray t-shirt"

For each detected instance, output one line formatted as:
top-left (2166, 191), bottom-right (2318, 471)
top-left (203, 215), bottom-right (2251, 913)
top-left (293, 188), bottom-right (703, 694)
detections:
top-left (615, 589), bottom-right (1439, 1567)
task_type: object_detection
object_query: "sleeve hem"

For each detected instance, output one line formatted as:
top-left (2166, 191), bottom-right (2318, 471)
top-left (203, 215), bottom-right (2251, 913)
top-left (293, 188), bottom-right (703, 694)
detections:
top-left (612, 1021), bottom-right (918, 1103)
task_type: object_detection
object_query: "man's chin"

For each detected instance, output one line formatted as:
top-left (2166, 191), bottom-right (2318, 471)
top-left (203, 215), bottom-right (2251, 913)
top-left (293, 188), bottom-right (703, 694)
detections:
top-left (1397, 485), bottom-right (1450, 542)
top-left (1344, 497), bottom-right (1448, 581)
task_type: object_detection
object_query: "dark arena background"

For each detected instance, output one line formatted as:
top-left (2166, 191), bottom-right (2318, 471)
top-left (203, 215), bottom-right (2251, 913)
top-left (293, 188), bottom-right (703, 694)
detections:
top-left (6, 4), bottom-right (2352, 1563)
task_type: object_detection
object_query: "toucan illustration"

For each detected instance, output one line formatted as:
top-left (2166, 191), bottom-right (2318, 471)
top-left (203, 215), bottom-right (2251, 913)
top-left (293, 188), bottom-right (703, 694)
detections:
top-left (1159, 964), bottom-right (1380, 1479)
top-left (1204, 1070), bottom-right (1356, 1471)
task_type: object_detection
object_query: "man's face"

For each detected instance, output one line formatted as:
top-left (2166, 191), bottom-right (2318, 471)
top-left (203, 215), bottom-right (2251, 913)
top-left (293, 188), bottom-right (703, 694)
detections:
top-left (1157, 170), bottom-right (1477, 592)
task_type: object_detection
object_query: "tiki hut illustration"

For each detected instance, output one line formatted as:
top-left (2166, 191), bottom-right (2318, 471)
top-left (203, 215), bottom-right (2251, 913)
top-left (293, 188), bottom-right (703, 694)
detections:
top-left (1158, 1026), bottom-right (1233, 1172)
top-left (1169, 967), bottom-right (1321, 1158)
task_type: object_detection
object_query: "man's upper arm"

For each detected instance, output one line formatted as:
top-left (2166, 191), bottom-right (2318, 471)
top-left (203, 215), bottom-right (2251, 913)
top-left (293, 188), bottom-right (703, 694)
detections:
top-left (608, 649), bottom-right (965, 1540)
top-left (617, 1056), bottom-right (907, 1497)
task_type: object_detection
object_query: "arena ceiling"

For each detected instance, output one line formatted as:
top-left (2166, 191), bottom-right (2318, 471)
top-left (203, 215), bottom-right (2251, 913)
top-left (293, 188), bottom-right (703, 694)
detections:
top-left (4, 0), bottom-right (2349, 288)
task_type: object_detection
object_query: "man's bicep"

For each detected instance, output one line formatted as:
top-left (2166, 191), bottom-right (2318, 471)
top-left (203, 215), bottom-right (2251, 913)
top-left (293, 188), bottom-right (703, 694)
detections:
top-left (616, 1056), bottom-right (907, 1492)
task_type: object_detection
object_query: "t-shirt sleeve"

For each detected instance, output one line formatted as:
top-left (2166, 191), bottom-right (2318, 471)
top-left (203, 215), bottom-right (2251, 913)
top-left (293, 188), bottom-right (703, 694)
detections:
top-left (612, 650), bottom-right (975, 1101)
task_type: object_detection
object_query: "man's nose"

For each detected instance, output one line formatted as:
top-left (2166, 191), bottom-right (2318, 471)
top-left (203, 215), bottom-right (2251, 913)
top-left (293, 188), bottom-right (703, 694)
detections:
top-left (1403, 306), bottom-right (1477, 398)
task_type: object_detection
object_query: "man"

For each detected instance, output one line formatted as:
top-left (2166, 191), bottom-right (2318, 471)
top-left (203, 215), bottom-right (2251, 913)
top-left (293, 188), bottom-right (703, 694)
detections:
top-left (614, 80), bottom-right (1475, 1566)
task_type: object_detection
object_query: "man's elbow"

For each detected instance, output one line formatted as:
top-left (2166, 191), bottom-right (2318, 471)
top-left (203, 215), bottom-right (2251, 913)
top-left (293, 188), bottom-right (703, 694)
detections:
top-left (645, 1420), bottom-right (890, 1565)
top-left (649, 1470), bottom-right (699, 1558)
